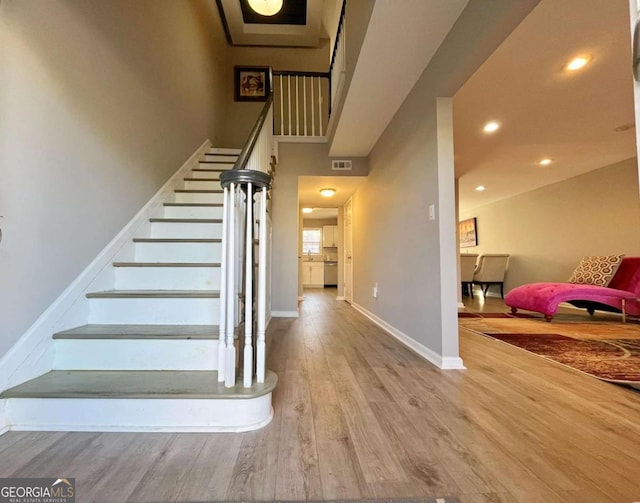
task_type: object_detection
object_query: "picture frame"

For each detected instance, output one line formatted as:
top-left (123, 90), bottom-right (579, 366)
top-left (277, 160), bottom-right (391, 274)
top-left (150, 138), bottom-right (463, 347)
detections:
top-left (459, 217), bottom-right (478, 248)
top-left (234, 66), bottom-right (271, 101)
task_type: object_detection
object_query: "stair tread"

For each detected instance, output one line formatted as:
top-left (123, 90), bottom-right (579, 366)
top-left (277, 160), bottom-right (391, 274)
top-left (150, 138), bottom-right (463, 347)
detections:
top-left (184, 177), bottom-right (220, 182)
top-left (163, 203), bottom-right (223, 207)
top-left (174, 189), bottom-right (223, 193)
top-left (112, 262), bottom-right (220, 267)
top-left (0, 370), bottom-right (277, 399)
top-left (86, 290), bottom-right (220, 298)
top-left (149, 218), bottom-right (222, 223)
top-left (192, 168), bottom-right (226, 172)
top-left (53, 324), bottom-right (220, 340)
top-left (133, 238), bottom-right (222, 243)
top-left (199, 160), bottom-right (235, 164)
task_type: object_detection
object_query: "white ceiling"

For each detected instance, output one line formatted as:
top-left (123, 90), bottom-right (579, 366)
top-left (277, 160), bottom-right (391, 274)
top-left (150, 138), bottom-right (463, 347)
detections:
top-left (454, 0), bottom-right (636, 212)
top-left (303, 207), bottom-right (338, 220)
top-left (329, 0), bottom-right (469, 156)
top-left (298, 176), bottom-right (366, 207)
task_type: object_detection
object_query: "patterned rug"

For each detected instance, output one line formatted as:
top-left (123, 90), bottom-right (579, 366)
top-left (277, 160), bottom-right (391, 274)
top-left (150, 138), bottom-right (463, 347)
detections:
top-left (459, 315), bottom-right (640, 386)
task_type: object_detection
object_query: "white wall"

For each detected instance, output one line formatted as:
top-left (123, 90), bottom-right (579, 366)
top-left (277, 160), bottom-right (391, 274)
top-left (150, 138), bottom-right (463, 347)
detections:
top-left (460, 158), bottom-right (640, 291)
top-left (347, 0), bottom-right (540, 366)
top-left (0, 0), bottom-right (228, 358)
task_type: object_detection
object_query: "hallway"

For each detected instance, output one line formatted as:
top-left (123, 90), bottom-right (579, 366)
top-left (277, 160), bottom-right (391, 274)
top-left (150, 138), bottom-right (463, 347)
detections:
top-left (0, 289), bottom-right (639, 502)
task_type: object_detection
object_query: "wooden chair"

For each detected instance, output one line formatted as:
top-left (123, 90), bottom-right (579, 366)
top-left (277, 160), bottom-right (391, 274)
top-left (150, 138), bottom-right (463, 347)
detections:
top-left (460, 254), bottom-right (479, 298)
top-left (473, 254), bottom-right (510, 298)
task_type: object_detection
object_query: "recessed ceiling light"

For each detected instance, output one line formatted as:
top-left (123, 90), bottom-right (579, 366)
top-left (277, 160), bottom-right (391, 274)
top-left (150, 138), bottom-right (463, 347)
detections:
top-left (475, 185), bottom-right (486, 192)
top-left (483, 121), bottom-right (500, 134)
top-left (565, 55), bottom-right (591, 72)
top-left (319, 188), bottom-right (336, 197)
top-left (302, 207), bottom-right (313, 214)
top-left (539, 158), bottom-right (552, 166)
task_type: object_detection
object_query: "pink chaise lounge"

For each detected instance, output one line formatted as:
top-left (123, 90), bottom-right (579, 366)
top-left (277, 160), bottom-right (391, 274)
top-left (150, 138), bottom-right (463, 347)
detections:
top-left (505, 257), bottom-right (640, 322)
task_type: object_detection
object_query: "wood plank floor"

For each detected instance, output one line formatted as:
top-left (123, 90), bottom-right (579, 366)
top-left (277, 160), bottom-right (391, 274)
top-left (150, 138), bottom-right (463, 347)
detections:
top-left (1, 288), bottom-right (639, 502)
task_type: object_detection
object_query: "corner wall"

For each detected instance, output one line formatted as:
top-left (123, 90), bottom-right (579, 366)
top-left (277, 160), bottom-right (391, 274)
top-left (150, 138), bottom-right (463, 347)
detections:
top-left (0, 0), bottom-right (228, 359)
top-left (460, 158), bottom-right (640, 290)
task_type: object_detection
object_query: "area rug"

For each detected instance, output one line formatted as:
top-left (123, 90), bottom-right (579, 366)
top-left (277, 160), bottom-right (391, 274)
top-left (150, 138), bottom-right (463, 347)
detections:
top-left (459, 316), bottom-right (640, 386)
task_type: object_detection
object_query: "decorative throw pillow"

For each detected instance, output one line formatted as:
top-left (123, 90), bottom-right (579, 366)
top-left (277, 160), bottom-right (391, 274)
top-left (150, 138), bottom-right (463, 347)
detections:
top-left (568, 255), bottom-right (625, 287)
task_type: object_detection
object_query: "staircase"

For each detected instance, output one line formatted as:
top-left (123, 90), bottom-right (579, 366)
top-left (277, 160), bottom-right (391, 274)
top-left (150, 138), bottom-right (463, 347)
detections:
top-left (0, 147), bottom-right (277, 433)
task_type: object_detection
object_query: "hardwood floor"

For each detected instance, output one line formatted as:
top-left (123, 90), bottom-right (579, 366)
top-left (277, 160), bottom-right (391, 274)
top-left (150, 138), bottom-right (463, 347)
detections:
top-left (1, 288), bottom-right (639, 502)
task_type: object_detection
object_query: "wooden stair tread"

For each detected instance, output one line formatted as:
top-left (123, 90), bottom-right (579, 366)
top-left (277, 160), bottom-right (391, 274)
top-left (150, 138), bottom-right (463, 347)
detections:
top-left (132, 238), bottom-right (222, 243)
top-left (174, 189), bottom-right (223, 193)
top-left (86, 290), bottom-right (220, 298)
top-left (0, 370), bottom-right (277, 400)
top-left (184, 177), bottom-right (219, 182)
top-left (199, 160), bottom-right (235, 164)
top-left (53, 324), bottom-right (220, 340)
top-left (112, 262), bottom-right (220, 267)
top-left (192, 168), bottom-right (226, 172)
top-left (149, 218), bottom-right (222, 223)
top-left (163, 203), bottom-right (223, 207)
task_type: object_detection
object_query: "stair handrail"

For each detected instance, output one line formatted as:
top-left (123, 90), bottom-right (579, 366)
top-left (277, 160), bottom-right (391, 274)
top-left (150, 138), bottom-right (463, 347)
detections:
top-left (218, 78), bottom-right (274, 389)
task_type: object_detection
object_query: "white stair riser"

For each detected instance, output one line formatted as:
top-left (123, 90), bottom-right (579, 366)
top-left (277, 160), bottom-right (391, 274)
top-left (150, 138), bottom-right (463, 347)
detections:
top-left (163, 205), bottom-right (223, 219)
top-left (174, 192), bottom-right (224, 204)
top-left (115, 267), bottom-right (221, 290)
top-left (150, 221), bottom-right (221, 238)
top-left (190, 170), bottom-right (222, 180)
top-left (203, 154), bottom-right (237, 162)
top-left (207, 148), bottom-right (241, 155)
top-left (88, 297), bottom-right (220, 324)
top-left (53, 339), bottom-right (219, 371)
top-left (198, 162), bottom-right (232, 170)
top-left (184, 180), bottom-right (222, 191)
top-left (5, 395), bottom-right (273, 432)
top-left (134, 242), bottom-right (222, 263)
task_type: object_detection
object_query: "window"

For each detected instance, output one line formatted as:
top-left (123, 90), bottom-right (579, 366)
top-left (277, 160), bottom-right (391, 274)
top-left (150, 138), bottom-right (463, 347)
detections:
top-left (302, 228), bottom-right (322, 254)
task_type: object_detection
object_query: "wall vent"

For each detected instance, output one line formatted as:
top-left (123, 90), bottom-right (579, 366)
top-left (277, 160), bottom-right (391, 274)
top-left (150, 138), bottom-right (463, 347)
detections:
top-left (331, 159), bottom-right (352, 171)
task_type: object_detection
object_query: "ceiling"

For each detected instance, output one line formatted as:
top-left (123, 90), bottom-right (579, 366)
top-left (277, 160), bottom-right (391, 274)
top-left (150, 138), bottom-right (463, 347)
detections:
top-left (216, 0), bottom-right (326, 47)
top-left (303, 207), bottom-right (338, 220)
top-left (298, 176), bottom-right (366, 207)
top-left (454, 0), bottom-right (636, 212)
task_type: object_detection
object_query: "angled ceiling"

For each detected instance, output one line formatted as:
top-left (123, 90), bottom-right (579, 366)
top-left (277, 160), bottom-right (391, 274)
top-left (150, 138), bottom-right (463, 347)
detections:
top-left (454, 0), bottom-right (636, 212)
top-left (217, 0), bottom-right (326, 47)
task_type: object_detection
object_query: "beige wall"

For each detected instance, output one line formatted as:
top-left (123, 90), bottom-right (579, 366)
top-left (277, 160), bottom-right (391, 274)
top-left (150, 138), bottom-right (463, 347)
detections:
top-left (223, 44), bottom-right (331, 146)
top-left (459, 158), bottom-right (640, 292)
top-left (271, 143), bottom-right (368, 314)
top-left (348, 0), bottom-right (540, 361)
top-left (0, 0), bottom-right (228, 357)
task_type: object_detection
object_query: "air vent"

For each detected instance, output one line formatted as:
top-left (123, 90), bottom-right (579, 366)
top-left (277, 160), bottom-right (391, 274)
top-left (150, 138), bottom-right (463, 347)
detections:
top-left (331, 160), bottom-right (352, 171)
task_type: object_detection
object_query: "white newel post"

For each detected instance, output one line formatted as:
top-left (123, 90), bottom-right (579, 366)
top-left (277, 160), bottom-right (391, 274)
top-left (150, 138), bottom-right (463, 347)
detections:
top-left (225, 183), bottom-right (236, 387)
top-left (243, 183), bottom-right (254, 387)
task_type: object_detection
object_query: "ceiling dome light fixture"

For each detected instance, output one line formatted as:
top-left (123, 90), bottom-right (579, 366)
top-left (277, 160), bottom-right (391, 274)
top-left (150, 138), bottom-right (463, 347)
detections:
top-left (248, 0), bottom-right (283, 16)
top-left (475, 185), bottom-right (486, 192)
top-left (319, 188), bottom-right (336, 197)
top-left (302, 207), bottom-right (313, 214)
top-left (539, 158), bottom-right (552, 166)
top-left (483, 121), bottom-right (500, 134)
top-left (565, 55), bottom-right (591, 72)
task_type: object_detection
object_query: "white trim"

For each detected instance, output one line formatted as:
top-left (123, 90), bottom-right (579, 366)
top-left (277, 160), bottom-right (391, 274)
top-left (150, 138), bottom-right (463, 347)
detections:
top-left (336, 296), bottom-right (345, 301)
top-left (0, 140), bottom-right (212, 392)
top-left (351, 302), bottom-right (466, 370)
top-left (0, 400), bottom-right (7, 435)
top-left (457, 302), bottom-right (465, 309)
top-left (271, 311), bottom-right (299, 318)
top-left (275, 136), bottom-right (328, 144)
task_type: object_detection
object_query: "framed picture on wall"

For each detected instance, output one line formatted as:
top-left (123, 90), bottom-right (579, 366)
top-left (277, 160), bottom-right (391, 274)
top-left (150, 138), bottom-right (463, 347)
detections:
top-left (459, 217), bottom-right (478, 248)
top-left (234, 66), bottom-right (271, 101)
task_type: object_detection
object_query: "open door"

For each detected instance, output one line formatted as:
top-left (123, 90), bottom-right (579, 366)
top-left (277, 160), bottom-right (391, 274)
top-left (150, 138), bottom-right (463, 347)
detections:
top-left (343, 197), bottom-right (353, 303)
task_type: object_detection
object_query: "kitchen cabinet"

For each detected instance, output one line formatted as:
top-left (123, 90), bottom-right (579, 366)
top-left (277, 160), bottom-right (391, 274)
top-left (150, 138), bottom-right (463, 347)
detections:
top-left (323, 225), bottom-right (338, 248)
top-left (302, 262), bottom-right (325, 287)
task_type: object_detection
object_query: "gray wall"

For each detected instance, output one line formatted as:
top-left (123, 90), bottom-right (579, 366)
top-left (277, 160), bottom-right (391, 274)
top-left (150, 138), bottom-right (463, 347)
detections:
top-left (271, 143), bottom-right (368, 314)
top-left (347, 0), bottom-right (540, 359)
top-left (460, 158), bottom-right (640, 291)
top-left (0, 0), bottom-right (228, 357)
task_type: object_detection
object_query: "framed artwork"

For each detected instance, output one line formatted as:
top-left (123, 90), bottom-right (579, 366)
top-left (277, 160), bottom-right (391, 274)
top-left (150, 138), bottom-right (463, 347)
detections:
top-left (235, 66), bottom-right (271, 101)
top-left (459, 217), bottom-right (478, 248)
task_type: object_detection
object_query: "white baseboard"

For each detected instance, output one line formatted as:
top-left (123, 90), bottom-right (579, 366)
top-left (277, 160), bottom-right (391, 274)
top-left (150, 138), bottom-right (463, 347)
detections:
top-left (336, 296), bottom-right (345, 301)
top-left (457, 302), bottom-right (465, 309)
top-left (271, 311), bottom-right (299, 318)
top-left (351, 303), bottom-right (465, 370)
top-left (0, 140), bottom-right (212, 392)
